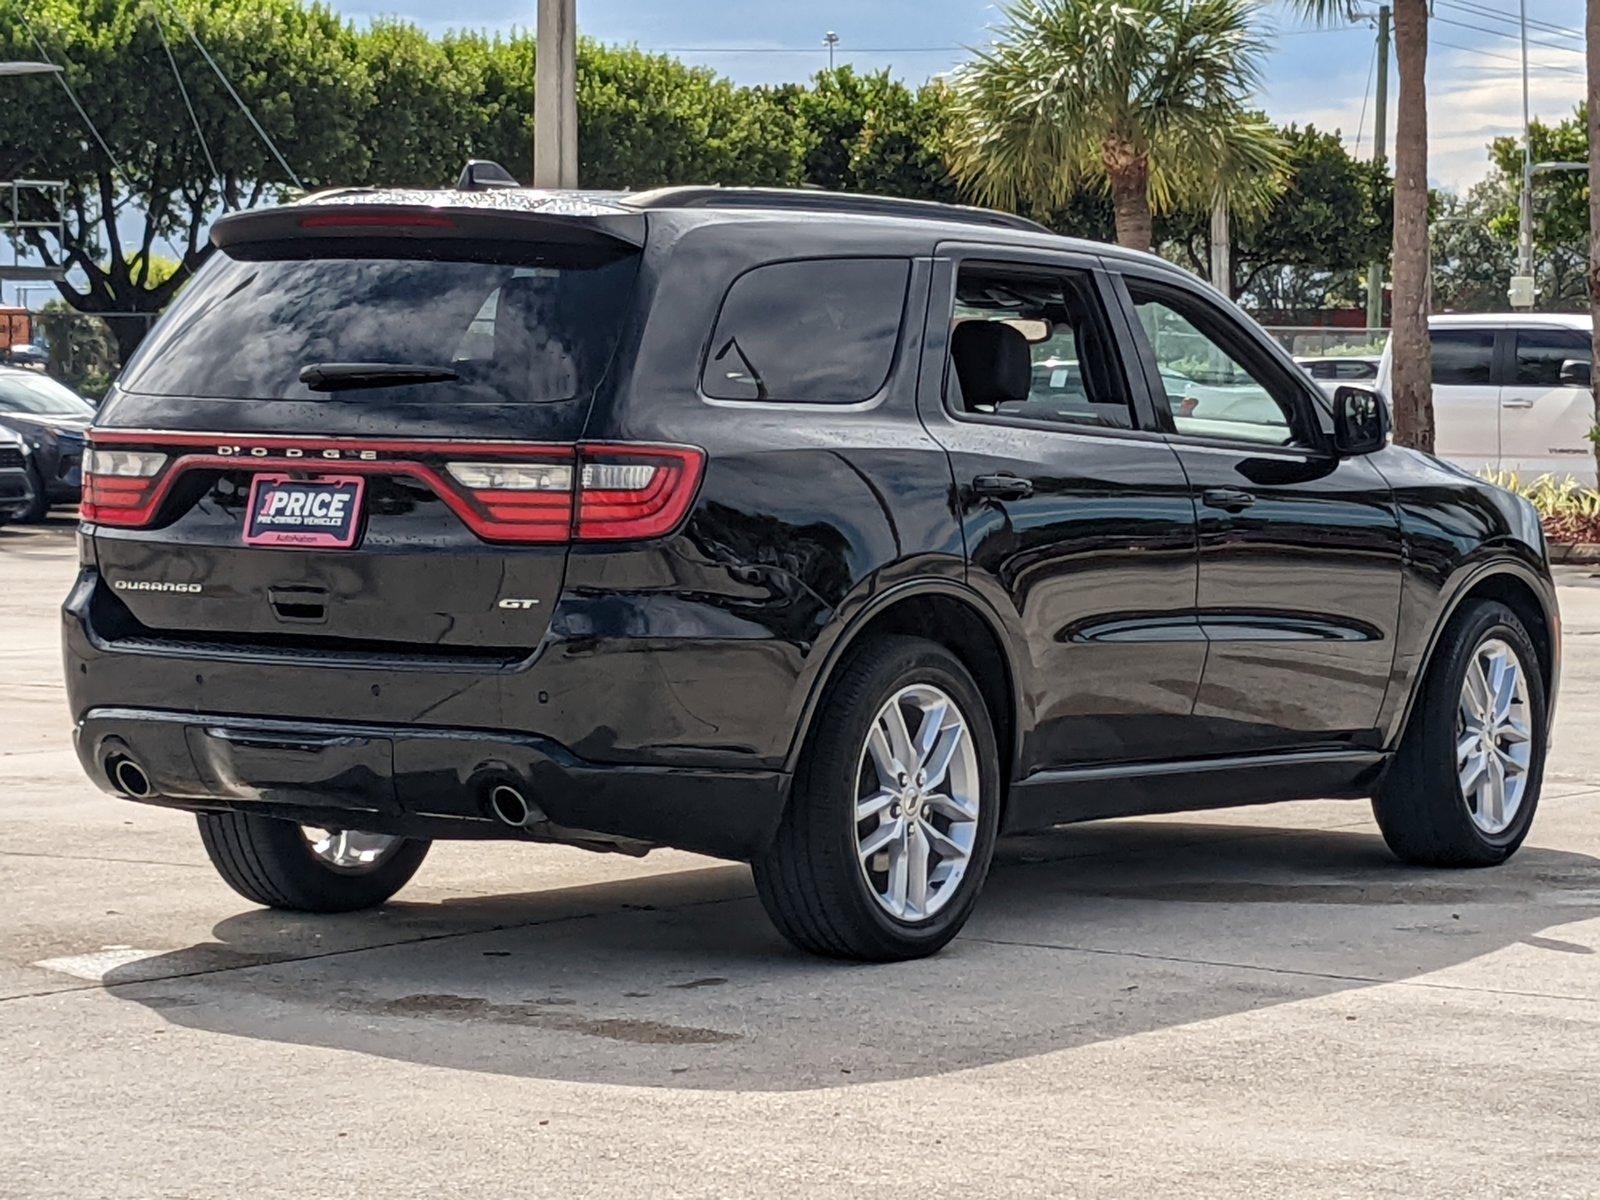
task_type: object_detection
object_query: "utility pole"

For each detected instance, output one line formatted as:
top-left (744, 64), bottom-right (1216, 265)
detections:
top-left (1514, 0), bottom-right (1536, 307)
top-left (823, 31), bottom-right (840, 71)
top-left (1366, 4), bottom-right (1390, 331)
top-left (533, 0), bottom-right (578, 188)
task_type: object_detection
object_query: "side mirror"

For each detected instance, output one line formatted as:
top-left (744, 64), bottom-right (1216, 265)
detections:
top-left (1559, 358), bottom-right (1592, 387)
top-left (1333, 385), bottom-right (1389, 456)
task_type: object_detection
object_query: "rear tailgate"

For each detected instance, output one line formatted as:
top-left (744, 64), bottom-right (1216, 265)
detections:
top-left (85, 201), bottom-right (646, 658)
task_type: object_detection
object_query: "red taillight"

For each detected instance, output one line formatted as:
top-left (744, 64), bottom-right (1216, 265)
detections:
top-left (575, 445), bottom-right (704, 541)
top-left (80, 447), bottom-right (170, 527)
top-left (79, 433), bottom-right (704, 545)
top-left (441, 444), bottom-right (703, 543)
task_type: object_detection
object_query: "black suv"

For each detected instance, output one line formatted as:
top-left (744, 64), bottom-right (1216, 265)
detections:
top-left (64, 175), bottom-right (1559, 961)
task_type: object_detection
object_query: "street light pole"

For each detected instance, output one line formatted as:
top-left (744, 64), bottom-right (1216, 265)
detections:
top-left (1366, 5), bottom-right (1390, 330)
top-left (533, 0), bottom-right (578, 188)
top-left (1515, 0), bottom-right (1536, 306)
top-left (823, 31), bottom-right (840, 72)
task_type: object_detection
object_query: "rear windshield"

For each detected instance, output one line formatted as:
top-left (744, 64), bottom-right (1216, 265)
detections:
top-left (118, 244), bottom-right (639, 405)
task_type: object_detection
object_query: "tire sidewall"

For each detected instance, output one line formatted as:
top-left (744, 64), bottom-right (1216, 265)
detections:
top-left (816, 642), bottom-right (1002, 954)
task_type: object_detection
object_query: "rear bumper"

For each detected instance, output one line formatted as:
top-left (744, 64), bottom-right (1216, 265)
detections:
top-left (74, 707), bottom-right (788, 860)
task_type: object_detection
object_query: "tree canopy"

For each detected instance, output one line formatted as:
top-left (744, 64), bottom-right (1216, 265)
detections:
top-left (2, 0), bottom-right (1396, 358)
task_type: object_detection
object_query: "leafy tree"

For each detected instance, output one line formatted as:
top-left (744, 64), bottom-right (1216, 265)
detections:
top-left (1161, 124), bottom-right (1391, 304)
top-left (945, 0), bottom-right (1284, 251)
top-left (1487, 108), bottom-right (1588, 248)
top-left (0, 0), bottom-right (369, 360)
top-left (1290, 0), bottom-right (1432, 453)
top-left (469, 39), bottom-right (811, 189)
top-left (781, 68), bottom-right (956, 201)
top-left (1432, 178), bottom-right (1586, 315)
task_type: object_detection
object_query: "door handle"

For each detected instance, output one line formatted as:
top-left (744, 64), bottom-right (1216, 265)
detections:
top-left (1501, 398), bottom-right (1535, 409)
top-left (1201, 487), bottom-right (1256, 513)
top-left (972, 474), bottom-right (1034, 500)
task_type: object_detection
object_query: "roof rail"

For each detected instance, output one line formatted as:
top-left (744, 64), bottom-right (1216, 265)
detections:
top-left (624, 186), bottom-right (1053, 235)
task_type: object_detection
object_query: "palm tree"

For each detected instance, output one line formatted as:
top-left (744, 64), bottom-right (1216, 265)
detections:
top-left (1290, 0), bottom-right (1432, 452)
top-left (946, 0), bottom-right (1284, 254)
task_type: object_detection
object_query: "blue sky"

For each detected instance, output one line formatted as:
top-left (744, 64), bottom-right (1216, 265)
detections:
top-left (327, 0), bottom-right (1588, 191)
top-left (3, 1), bottom-right (1590, 307)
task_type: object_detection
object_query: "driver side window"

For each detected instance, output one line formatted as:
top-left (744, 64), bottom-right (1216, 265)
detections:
top-left (1128, 284), bottom-right (1300, 447)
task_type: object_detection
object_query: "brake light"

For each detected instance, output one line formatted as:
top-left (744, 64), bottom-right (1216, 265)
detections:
top-left (575, 446), bottom-right (703, 541)
top-left (440, 444), bottom-right (704, 543)
top-left (298, 212), bottom-right (456, 230)
top-left (80, 448), bottom-right (170, 526)
top-left (78, 433), bottom-right (704, 545)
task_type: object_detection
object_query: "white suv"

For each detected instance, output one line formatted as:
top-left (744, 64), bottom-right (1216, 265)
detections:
top-left (1376, 313), bottom-right (1596, 484)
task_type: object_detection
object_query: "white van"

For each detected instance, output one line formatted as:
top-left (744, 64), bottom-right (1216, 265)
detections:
top-left (1375, 313), bottom-right (1596, 484)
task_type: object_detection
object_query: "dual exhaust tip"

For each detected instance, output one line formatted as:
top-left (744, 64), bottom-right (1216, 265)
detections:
top-left (488, 782), bottom-right (536, 828)
top-left (106, 755), bottom-right (151, 798)
top-left (106, 755), bottom-right (535, 830)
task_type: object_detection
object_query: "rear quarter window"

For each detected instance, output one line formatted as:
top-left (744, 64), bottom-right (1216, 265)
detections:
top-left (701, 258), bottom-right (910, 403)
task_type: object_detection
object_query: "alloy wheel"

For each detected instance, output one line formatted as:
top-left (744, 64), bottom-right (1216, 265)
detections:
top-left (1456, 636), bottom-right (1534, 836)
top-left (854, 683), bottom-right (980, 921)
top-left (301, 826), bottom-right (404, 874)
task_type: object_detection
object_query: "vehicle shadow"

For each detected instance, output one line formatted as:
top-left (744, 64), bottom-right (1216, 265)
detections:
top-left (102, 816), bottom-right (1600, 1092)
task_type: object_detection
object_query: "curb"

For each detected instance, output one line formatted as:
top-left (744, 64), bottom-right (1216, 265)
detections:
top-left (1547, 542), bottom-right (1600, 564)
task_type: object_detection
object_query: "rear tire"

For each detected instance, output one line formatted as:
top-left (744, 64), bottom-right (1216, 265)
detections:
top-left (753, 635), bottom-right (1001, 961)
top-left (196, 811), bottom-right (430, 912)
top-left (1372, 600), bottom-right (1547, 867)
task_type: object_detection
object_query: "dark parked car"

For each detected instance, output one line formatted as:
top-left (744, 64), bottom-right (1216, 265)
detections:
top-left (0, 425), bottom-right (35, 525)
top-left (3, 342), bottom-right (48, 370)
top-left (64, 172), bottom-right (1559, 960)
top-left (0, 367), bottom-right (92, 520)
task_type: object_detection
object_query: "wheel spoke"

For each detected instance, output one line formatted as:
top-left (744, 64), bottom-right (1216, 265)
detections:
top-left (865, 724), bottom-right (900, 790)
top-left (856, 788), bottom-right (897, 822)
top-left (880, 702), bottom-right (916, 781)
top-left (919, 817), bottom-right (968, 863)
top-left (911, 698), bottom-right (950, 772)
top-left (859, 817), bottom-right (903, 861)
top-left (1498, 717), bottom-right (1531, 745)
top-left (1458, 749), bottom-right (1487, 795)
top-left (923, 789), bottom-right (979, 822)
top-left (921, 724), bottom-right (965, 790)
top-left (1482, 756), bottom-right (1506, 829)
top-left (904, 821), bottom-right (930, 918)
top-left (1488, 650), bottom-right (1518, 724)
top-left (1462, 657), bottom-right (1492, 723)
top-left (885, 823), bottom-right (911, 915)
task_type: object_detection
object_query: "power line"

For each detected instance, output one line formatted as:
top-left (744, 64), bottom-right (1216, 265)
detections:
top-left (154, 0), bottom-right (304, 190)
top-left (151, 4), bottom-right (226, 209)
top-left (1352, 35), bottom-right (1378, 157)
top-left (1431, 36), bottom-right (1585, 79)
top-left (1438, 0), bottom-right (1582, 43)
top-left (1431, 10), bottom-right (1584, 58)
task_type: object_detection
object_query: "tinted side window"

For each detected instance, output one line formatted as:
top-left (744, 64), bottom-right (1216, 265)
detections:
top-left (1335, 360), bottom-right (1377, 380)
top-left (1429, 329), bottom-right (1495, 386)
top-left (1513, 328), bottom-right (1590, 386)
top-left (1128, 284), bottom-right (1301, 447)
top-left (702, 258), bottom-right (909, 403)
top-left (946, 264), bottom-right (1134, 430)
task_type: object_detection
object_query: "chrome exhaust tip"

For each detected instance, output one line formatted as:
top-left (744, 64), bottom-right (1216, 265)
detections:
top-left (108, 756), bottom-right (151, 798)
top-left (488, 783), bottom-right (531, 827)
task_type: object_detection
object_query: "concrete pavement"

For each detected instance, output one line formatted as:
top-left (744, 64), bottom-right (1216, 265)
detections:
top-left (3, 516), bottom-right (1598, 1198)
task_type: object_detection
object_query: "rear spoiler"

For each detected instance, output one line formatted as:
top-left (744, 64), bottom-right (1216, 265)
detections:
top-left (211, 200), bottom-right (647, 254)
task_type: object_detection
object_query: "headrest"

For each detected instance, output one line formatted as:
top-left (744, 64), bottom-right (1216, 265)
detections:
top-left (952, 321), bottom-right (1030, 408)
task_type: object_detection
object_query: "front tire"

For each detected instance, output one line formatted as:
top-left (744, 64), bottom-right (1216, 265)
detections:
top-left (753, 635), bottom-right (1001, 961)
top-left (197, 811), bottom-right (430, 912)
top-left (1372, 600), bottom-right (1547, 867)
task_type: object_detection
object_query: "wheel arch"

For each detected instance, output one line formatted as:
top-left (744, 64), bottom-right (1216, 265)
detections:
top-left (1393, 559), bottom-right (1559, 747)
top-left (783, 581), bottom-right (1026, 792)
